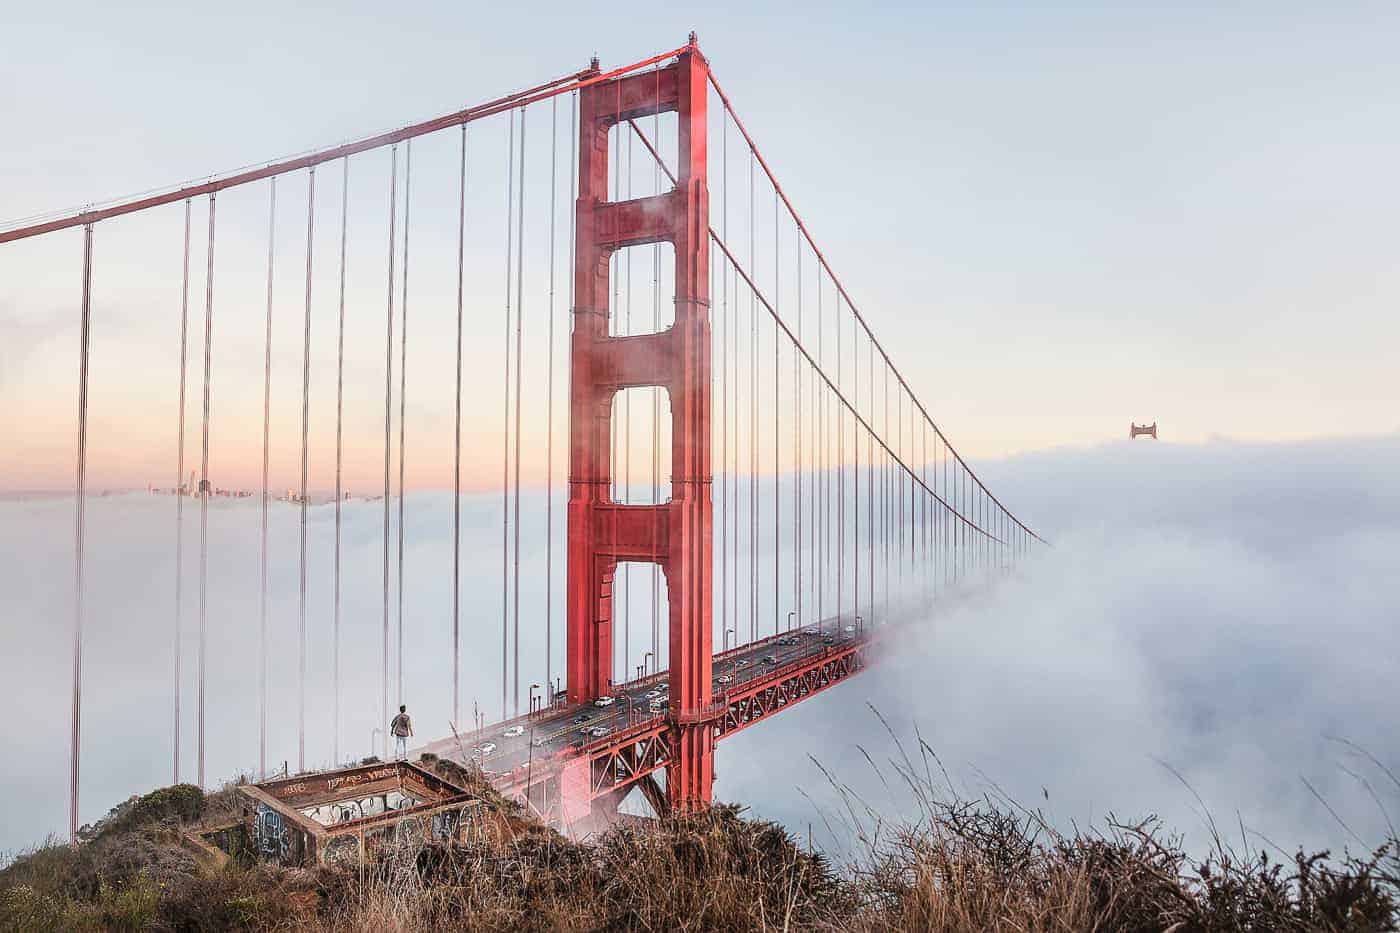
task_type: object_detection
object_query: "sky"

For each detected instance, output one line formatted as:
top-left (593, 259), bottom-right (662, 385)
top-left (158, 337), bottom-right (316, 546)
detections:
top-left (3, 1), bottom-right (1399, 493)
top-left (2, 434), bottom-right (1397, 859)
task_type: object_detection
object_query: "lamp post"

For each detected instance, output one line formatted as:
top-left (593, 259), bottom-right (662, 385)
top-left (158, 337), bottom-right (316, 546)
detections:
top-left (643, 651), bottom-right (654, 678)
top-left (786, 610), bottom-right (796, 633)
top-left (856, 614), bottom-right (864, 637)
top-left (724, 627), bottom-right (735, 653)
top-left (370, 727), bottom-right (382, 762)
top-left (528, 683), bottom-right (540, 718)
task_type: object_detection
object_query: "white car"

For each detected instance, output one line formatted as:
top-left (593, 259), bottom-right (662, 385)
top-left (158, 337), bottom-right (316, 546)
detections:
top-left (531, 737), bottom-right (547, 748)
top-left (588, 726), bottom-right (612, 738)
top-left (594, 695), bottom-right (615, 708)
top-left (716, 674), bottom-right (734, 685)
top-left (843, 625), bottom-right (856, 633)
top-left (475, 742), bottom-right (497, 756)
top-left (503, 725), bottom-right (524, 738)
top-left (645, 689), bottom-right (662, 700)
top-left (735, 658), bottom-right (749, 667)
top-left (649, 698), bottom-right (666, 712)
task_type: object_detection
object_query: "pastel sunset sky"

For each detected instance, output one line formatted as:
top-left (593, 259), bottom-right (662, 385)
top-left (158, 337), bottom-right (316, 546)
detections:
top-left (3, 1), bottom-right (1396, 492)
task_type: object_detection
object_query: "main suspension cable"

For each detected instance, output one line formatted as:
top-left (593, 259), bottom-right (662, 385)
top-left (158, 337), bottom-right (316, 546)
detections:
top-left (623, 117), bottom-right (1007, 554)
top-left (705, 70), bottom-right (1042, 546)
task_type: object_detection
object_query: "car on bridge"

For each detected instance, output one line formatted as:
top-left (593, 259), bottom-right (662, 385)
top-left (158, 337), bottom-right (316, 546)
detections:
top-left (503, 725), bottom-right (524, 738)
top-left (594, 695), bottom-right (615, 708)
top-left (762, 654), bottom-right (778, 665)
top-left (588, 726), bottom-right (612, 738)
top-left (475, 742), bottom-right (497, 756)
top-left (716, 673), bottom-right (734, 685)
top-left (573, 713), bottom-right (591, 724)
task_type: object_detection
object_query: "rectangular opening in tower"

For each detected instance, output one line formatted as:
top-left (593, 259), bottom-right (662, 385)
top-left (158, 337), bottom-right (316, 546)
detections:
top-left (607, 241), bottom-right (676, 338)
top-left (612, 558), bottom-right (670, 685)
top-left (610, 386), bottom-right (672, 504)
top-left (607, 112), bottom-right (678, 202)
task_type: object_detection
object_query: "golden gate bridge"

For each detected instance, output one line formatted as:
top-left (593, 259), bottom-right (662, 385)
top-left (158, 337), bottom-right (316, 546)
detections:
top-left (1, 35), bottom-right (1044, 837)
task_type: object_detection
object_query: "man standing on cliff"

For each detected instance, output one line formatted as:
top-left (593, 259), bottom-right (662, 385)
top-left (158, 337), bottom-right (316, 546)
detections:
top-left (389, 705), bottom-right (413, 760)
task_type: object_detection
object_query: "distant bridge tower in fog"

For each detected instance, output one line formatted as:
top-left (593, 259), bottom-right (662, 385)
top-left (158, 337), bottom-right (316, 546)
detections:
top-left (1130, 422), bottom-right (1159, 440)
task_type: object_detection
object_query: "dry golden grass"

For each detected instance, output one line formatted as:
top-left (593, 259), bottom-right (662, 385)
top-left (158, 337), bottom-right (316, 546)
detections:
top-left (3, 749), bottom-right (1397, 932)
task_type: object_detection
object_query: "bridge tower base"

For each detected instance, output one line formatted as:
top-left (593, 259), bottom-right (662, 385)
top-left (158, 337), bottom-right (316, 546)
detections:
top-left (566, 38), bottom-right (713, 813)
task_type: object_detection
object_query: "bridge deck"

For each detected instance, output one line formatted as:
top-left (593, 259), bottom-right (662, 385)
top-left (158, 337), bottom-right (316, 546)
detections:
top-left (416, 617), bottom-right (869, 797)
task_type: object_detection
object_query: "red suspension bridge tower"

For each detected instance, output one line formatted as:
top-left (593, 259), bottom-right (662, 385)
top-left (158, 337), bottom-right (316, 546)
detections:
top-left (566, 39), bottom-right (715, 811)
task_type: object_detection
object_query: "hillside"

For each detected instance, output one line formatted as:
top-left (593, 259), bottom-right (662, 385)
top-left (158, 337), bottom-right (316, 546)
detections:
top-left (2, 754), bottom-right (1396, 932)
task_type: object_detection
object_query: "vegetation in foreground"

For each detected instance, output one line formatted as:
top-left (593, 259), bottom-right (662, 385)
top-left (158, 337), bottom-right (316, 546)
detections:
top-left (2, 754), bottom-right (1397, 932)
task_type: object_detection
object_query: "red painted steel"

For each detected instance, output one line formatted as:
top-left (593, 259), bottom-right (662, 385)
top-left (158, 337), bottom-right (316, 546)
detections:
top-left (489, 637), bottom-right (869, 822)
top-left (566, 37), bottom-right (713, 812)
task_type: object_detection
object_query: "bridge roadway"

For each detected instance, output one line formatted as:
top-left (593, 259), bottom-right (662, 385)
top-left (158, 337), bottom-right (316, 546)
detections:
top-left (415, 615), bottom-right (868, 805)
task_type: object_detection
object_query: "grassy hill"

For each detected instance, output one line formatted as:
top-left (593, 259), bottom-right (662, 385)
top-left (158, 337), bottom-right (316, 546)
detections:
top-left (2, 755), bottom-right (1396, 932)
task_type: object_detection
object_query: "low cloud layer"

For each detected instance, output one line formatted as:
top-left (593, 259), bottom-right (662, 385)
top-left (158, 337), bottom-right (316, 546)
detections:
top-left (719, 435), bottom-right (1400, 858)
top-left (3, 434), bottom-right (1397, 858)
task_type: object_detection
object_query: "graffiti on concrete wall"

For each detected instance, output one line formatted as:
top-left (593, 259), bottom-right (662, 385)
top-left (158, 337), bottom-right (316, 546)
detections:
top-left (252, 803), bottom-right (293, 863)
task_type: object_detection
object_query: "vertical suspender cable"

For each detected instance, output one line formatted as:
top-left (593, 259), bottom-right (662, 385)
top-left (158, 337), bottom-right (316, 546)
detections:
top-left (381, 147), bottom-right (398, 759)
top-left (921, 419), bottom-right (928, 605)
top-left (512, 107), bottom-right (526, 715)
top-left (565, 91), bottom-right (576, 702)
top-left (651, 72), bottom-right (661, 668)
top-left (453, 125), bottom-right (467, 726)
top-left (812, 251), bottom-right (819, 623)
top-left (795, 221), bottom-right (806, 624)
top-left (545, 99), bottom-right (557, 697)
top-left (867, 335), bottom-right (874, 622)
top-left (397, 143), bottom-right (412, 707)
top-left (334, 157), bottom-right (348, 764)
top-left (297, 166), bottom-right (316, 773)
top-left (836, 281), bottom-right (844, 628)
top-left (623, 127), bottom-right (630, 675)
top-left (748, 148), bottom-right (756, 644)
top-left (501, 113), bottom-right (514, 720)
top-left (719, 112), bottom-right (728, 662)
top-left (609, 91), bottom-right (619, 683)
top-left (793, 233), bottom-right (801, 628)
top-left (651, 65), bottom-right (661, 668)
top-left (258, 180), bottom-right (275, 779)
top-left (70, 222), bottom-right (93, 840)
top-left (773, 192), bottom-right (779, 634)
top-left (173, 199), bottom-right (192, 784)
top-left (197, 194), bottom-right (216, 787)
